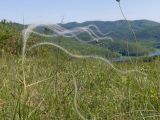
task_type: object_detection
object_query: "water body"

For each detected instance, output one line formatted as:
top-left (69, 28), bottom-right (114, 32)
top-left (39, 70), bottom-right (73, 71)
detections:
top-left (112, 49), bottom-right (160, 62)
top-left (148, 49), bottom-right (160, 57)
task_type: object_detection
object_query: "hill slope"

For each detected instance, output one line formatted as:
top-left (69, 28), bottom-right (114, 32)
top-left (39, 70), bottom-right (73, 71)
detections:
top-left (0, 19), bottom-right (159, 57)
top-left (61, 20), bottom-right (160, 40)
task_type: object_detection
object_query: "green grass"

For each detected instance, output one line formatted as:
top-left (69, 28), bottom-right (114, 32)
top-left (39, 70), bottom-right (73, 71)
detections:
top-left (0, 21), bottom-right (160, 119)
top-left (42, 36), bottom-right (120, 58)
top-left (1, 47), bottom-right (160, 120)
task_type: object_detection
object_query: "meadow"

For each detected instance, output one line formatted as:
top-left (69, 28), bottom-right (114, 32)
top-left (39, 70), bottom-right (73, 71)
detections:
top-left (0, 21), bottom-right (160, 120)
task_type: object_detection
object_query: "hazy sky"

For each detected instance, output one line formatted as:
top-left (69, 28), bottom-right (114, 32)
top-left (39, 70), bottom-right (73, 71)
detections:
top-left (0, 0), bottom-right (160, 24)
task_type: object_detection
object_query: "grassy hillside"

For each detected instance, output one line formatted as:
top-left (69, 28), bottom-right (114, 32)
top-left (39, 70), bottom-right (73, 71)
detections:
top-left (0, 19), bottom-right (160, 119)
top-left (34, 35), bottom-right (120, 58)
top-left (1, 48), bottom-right (160, 119)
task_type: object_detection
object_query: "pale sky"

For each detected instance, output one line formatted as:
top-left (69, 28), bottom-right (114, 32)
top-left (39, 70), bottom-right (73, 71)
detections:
top-left (0, 0), bottom-right (160, 24)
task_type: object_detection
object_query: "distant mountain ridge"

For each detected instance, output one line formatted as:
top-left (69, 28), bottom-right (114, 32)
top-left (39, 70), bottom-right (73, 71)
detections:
top-left (9, 19), bottom-right (160, 41)
top-left (1, 19), bottom-right (159, 57)
top-left (61, 20), bottom-right (160, 40)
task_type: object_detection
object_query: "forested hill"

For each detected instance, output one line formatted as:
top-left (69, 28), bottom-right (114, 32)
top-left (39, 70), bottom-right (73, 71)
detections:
top-left (61, 20), bottom-right (160, 40)
top-left (0, 19), bottom-right (160, 57)
top-left (2, 19), bottom-right (160, 41)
